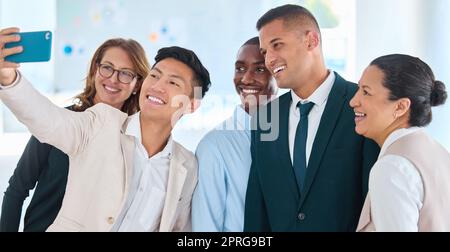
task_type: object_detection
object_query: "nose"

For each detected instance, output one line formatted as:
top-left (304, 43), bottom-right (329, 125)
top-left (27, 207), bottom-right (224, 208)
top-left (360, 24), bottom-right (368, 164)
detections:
top-left (150, 78), bottom-right (166, 93)
top-left (241, 71), bottom-right (254, 85)
top-left (265, 51), bottom-right (276, 70)
top-left (349, 92), bottom-right (359, 108)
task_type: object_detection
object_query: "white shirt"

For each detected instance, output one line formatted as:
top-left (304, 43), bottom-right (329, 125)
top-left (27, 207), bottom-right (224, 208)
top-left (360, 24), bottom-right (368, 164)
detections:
top-left (112, 112), bottom-right (172, 232)
top-left (289, 71), bottom-right (335, 166)
top-left (369, 127), bottom-right (424, 232)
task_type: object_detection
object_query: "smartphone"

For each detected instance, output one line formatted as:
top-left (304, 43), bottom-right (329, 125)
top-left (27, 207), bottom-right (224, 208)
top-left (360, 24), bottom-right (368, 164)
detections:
top-left (4, 31), bottom-right (52, 63)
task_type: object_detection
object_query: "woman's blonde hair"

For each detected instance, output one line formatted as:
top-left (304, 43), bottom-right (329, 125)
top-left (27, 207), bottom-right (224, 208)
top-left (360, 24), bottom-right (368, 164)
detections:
top-left (73, 38), bottom-right (150, 115)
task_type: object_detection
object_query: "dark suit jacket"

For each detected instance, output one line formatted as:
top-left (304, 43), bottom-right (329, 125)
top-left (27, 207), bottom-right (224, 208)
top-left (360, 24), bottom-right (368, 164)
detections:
top-left (0, 108), bottom-right (73, 232)
top-left (244, 73), bottom-right (380, 232)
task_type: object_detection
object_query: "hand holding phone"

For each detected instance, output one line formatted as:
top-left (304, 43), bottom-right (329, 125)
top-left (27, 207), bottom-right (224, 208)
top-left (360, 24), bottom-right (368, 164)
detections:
top-left (4, 30), bottom-right (52, 63)
top-left (0, 27), bottom-right (22, 85)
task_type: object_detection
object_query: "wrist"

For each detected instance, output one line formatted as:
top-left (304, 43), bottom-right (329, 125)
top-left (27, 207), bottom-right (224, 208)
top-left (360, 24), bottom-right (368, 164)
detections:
top-left (0, 69), bottom-right (17, 86)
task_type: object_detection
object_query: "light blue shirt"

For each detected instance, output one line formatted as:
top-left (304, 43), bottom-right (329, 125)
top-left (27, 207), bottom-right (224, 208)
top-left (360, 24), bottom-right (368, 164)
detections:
top-left (192, 106), bottom-right (251, 232)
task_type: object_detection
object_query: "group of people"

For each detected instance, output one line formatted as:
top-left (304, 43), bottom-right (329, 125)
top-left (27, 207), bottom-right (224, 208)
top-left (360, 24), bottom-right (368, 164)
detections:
top-left (0, 4), bottom-right (449, 232)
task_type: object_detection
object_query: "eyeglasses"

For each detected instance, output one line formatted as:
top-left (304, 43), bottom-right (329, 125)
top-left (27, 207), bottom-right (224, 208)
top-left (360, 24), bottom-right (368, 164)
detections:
top-left (97, 63), bottom-right (139, 84)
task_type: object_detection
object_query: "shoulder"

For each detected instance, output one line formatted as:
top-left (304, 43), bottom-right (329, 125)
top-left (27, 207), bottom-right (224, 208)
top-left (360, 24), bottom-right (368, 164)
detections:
top-left (252, 92), bottom-right (291, 126)
top-left (370, 154), bottom-right (424, 208)
top-left (87, 103), bottom-right (123, 115)
top-left (195, 130), bottom-right (227, 164)
top-left (332, 72), bottom-right (358, 96)
top-left (197, 124), bottom-right (229, 149)
top-left (172, 141), bottom-right (197, 166)
top-left (86, 103), bottom-right (128, 127)
top-left (268, 92), bottom-right (291, 107)
top-left (370, 155), bottom-right (421, 189)
top-left (198, 120), bottom-right (249, 152)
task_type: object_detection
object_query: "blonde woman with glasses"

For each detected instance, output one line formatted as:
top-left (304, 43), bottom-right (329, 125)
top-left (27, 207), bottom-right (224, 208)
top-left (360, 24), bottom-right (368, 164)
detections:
top-left (0, 32), bottom-right (150, 232)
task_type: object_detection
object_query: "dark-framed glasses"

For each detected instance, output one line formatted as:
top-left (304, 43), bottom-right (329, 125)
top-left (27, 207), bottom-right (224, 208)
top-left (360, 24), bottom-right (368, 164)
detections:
top-left (98, 63), bottom-right (139, 84)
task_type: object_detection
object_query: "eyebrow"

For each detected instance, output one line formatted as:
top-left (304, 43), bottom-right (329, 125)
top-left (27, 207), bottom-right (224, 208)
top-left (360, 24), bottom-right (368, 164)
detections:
top-left (235, 60), bottom-right (265, 65)
top-left (269, 38), bottom-right (282, 44)
top-left (358, 84), bottom-right (372, 90)
top-left (102, 61), bottom-right (134, 71)
top-left (153, 67), bottom-right (187, 84)
top-left (259, 38), bottom-right (282, 54)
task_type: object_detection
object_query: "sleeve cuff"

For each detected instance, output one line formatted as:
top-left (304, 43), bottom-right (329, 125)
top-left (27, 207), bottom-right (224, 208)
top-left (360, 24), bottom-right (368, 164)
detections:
top-left (0, 70), bottom-right (22, 89)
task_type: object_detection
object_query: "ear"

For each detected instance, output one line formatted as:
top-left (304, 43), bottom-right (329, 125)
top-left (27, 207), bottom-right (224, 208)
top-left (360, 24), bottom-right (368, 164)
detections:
top-left (394, 98), bottom-right (411, 118)
top-left (305, 30), bottom-right (320, 50)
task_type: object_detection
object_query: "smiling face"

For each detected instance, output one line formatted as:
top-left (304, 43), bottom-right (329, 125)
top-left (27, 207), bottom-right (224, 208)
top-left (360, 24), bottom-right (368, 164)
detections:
top-left (259, 19), bottom-right (313, 91)
top-left (139, 58), bottom-right (195, 125)
top-left (93, 47), bottom-right (138, 110)
top-left (350, 65), bottom-right (405, 144)
top-left (234, 44), bottom-right (276, 112)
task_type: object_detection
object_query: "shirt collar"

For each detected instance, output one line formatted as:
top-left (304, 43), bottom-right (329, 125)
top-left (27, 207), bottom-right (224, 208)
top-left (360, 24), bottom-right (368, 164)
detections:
top-left (291, 70), bottom-right (336, 107)
top-left (379, 127), bottom-right (422, 158)
top-left (125, 112), bottom-right (141, 138)
top-left (125, 112), bottom-right (173, 158)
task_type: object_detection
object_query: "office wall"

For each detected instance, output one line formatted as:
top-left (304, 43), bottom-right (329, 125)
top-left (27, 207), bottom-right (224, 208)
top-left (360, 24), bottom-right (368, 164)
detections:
top-left (1, 0), bottom-right (56, 133)
top-left (0, 0), bottom-right (56, 230)
top-left (422, 0), bottom-right (450, 149)
top-left (356, 0), bottom-right (450, 150)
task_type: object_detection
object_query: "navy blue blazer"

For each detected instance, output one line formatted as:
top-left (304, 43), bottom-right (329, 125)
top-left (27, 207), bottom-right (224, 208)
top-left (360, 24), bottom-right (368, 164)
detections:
top-left (244, 73), bottom-right (380, 232)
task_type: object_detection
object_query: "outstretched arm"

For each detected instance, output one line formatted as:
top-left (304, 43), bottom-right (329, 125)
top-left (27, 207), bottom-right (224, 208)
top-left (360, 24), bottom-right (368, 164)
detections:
top-left (0, 28), bottom-right (110, 156)
top-left (0, 73), bottom-right (108, 156)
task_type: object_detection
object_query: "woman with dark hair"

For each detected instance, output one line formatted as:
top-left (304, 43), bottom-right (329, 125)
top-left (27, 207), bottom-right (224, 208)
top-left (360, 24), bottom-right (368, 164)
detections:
top-left (350, 54), bottom-right (450, 232)
top-left (0, 37), bottom-right (150, 232)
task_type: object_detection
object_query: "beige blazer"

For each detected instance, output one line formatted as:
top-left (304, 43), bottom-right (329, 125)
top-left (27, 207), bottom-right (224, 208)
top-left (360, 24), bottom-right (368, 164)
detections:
top-left (357, 130), bottom-right (450, 232)
top-left (0, 76), bottom-right (198, 232)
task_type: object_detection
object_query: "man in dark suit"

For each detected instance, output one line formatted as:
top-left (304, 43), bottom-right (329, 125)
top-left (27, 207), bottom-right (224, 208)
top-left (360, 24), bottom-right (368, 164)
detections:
top-left (244, 4), bottom-right (380, 231)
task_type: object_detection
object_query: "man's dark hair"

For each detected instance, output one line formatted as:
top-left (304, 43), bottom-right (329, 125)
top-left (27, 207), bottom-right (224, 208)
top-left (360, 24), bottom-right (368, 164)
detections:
top-left (242, 36), bottom-right (260, 47)
top-left (154, 46), bottom-right (211, 98)
top-left (256, 4), bottom-right (320, 33)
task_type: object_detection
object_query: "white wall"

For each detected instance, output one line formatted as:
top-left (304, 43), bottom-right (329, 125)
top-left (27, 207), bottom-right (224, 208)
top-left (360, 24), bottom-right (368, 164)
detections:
top-left (1, 0), bottom-right (56, 93)
top-left (1, 0), bottom-right (56, 29)
top-left (421, 0), bottom-right (450, 149)
top-left (0, 0), bottom-right (56, 231)
top-left (356, 0), bottom-right (425, 73)
top-left (356, 0), bottom-right (450, 151)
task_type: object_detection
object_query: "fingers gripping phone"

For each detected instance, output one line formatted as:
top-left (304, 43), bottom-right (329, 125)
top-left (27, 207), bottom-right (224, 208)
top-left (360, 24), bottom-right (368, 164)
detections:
top-left (4, 31), bottom-right (52, 63)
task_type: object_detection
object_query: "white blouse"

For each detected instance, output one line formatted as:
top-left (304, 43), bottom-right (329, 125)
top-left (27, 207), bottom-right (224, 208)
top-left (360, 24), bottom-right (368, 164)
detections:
top-left (369, 127), bottom-right (424, 232)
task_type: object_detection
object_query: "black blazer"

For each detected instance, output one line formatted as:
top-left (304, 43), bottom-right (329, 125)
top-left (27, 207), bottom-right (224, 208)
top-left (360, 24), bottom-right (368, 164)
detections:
top-left (0, 108), bottom-right (72, 232)
top-left (244, 73), bottom-right (380, 232)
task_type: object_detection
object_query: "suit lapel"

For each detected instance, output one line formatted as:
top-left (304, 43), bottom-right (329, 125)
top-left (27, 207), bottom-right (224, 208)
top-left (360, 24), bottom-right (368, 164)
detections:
top-left (159, 144), bottom-right (187, 231)
top-left (276, 93), bottom-right (301, 198)
top-left (119, 117), bottom-right (135, 202)
top-left (299, 73), bottom-right (348, 206)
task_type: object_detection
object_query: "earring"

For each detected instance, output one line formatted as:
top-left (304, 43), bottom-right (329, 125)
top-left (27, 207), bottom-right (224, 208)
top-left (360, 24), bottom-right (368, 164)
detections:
top-left (132, 91), bottom-right (137, 95)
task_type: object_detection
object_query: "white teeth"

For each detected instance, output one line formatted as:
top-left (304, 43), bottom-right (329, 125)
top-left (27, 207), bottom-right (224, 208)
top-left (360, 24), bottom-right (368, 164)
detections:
top-left (242, 89), bottom-right (259, 94)
top-left (355, 112), bottom-right (366, 117)
top-left (147, 96), bottom-right (165, 105)
top-left (104, 85), bottom-right (119, 92)
top-left (273, 66), bottom-right (286, 74)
